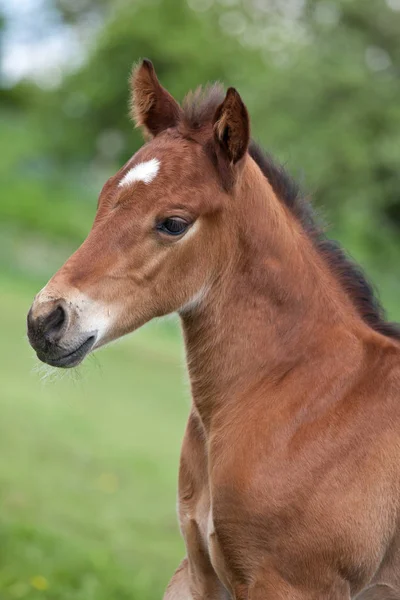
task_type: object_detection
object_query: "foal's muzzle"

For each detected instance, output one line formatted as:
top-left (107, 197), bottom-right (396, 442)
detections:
top-left (27, 299), bottom-right (96, 368)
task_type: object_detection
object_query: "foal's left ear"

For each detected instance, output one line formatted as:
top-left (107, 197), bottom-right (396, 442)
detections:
top-left (213, 87), bottom-right (250, 164)
top-left (130, 59), bottom-right (182, 137)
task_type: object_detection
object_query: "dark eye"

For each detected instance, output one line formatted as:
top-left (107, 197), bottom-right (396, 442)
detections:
top-left (156, 217), bottom-right (190, 236)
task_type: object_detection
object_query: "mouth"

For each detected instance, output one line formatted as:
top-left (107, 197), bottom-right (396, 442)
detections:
top-left (36, 336), bottom-right (96, 368)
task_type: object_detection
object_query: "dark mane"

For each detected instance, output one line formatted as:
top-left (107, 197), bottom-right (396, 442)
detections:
top-left (249, 141), bottom-right (400, 341)
top-left (182, 85), bottom-right (400, 341)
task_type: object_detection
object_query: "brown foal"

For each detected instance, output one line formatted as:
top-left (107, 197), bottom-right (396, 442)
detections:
top-left (27, 60), bottom-right (400, 599)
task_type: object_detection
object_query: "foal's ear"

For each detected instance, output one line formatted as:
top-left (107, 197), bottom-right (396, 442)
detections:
top-left (130, 59), bottom-right (182, 137)
top-left (213, 87), bottom-right (250, 164)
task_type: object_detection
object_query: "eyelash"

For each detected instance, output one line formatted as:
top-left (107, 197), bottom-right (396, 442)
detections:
top-left (156, 217), bottom-right (191, 236)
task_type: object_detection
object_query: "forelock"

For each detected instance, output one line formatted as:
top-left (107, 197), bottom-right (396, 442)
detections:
top-left (181, 83), bottom-right (225, 131)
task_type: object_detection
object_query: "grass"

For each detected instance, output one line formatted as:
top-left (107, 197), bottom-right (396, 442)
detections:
top-left (0, 274), bottom-right (189, 600)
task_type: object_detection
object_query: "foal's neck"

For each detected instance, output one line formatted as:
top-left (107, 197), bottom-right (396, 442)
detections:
top-left (180, 159), bottom-right (364, 430)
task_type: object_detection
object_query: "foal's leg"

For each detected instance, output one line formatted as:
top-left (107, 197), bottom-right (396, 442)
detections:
top-left (164, 557), bottom-right (229, 600)
top-left (164, 559), bottom-right (192, 599)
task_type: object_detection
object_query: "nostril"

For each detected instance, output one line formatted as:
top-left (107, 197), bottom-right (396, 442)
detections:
top-left (43, 305), bottom-right (67, 342)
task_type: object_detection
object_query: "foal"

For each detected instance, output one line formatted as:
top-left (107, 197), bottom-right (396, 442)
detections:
top-left (28, 60), bottom-right (400, 599)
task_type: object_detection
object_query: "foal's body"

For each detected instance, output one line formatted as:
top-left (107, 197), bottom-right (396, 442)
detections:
top-left (27, 61), bottom-right (400, 598)
top-left (169, 345), bottom-right (400, 598)
top-left (165, 160), bottom-right (400, 599)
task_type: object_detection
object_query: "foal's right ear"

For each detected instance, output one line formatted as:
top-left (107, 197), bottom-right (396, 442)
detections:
top-left (130, 59), bottom-right (182, 137)
top-left (213, 87), bottom-right (250, 165)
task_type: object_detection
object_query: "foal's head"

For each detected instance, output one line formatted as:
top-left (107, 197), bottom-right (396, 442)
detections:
top-left (27, 60), bottom-right (253, 367)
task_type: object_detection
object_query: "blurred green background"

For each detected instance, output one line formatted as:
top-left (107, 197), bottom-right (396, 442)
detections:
top-left (0, 0), bottom-right (399, 598)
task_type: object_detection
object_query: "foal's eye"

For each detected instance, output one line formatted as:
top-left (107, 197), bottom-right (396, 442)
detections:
top-left (156, 217), bottom-right (190, 237)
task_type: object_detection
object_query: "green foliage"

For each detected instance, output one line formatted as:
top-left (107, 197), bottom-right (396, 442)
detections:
top-left (0, 113), bottom-right (94, 243)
